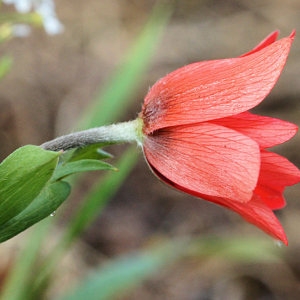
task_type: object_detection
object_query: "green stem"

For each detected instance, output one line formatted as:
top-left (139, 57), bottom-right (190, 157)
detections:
top-left (40, 119), bottom-right (144, 151)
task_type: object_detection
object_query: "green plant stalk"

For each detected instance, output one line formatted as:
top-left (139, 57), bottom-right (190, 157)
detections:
top-left (41, 119), bottom-right (144, 152)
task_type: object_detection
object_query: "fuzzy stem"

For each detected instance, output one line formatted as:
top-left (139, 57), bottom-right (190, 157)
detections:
top-left (40, 119), bottom-right (143, 151)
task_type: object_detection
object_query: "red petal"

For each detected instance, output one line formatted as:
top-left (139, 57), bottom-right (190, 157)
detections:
top-left (240, 30), bottom-right (279, 57)
top-left (218, 194), bottom-right (288, 245)
top-left (259, 150), bottom-right (300, 187)
top-left (143, 122), bottom-right (260, 203)
top-left (142, 33), bottom-right (294, 134)
top-left (254, 185), bottom-right (285, 210)
top-left (212, 112), bottom-right (298, 148)
top-left (255, 150), bottom-right (300, 209)
top-left (148, 164), bottom-right (288, 245)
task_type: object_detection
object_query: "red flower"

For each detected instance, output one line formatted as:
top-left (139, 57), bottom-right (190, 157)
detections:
top-left (139, 31), bottom-right (300, 245)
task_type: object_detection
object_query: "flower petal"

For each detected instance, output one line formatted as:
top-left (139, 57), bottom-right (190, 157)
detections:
top-left (212, 112), bottom-right (298, 148)
top-left (254, 185), bottom-right (285, 210)
top-left (259, 150), bottom-right (300, 187)
top-left (143, 122), bottom-right (260, 202)
top-left (141, 33), bottom-right (294, 134)
top-left (240, 30), bottom-right (279, 57)
top-left (217, 194), bottom-right (288, 245)
top-left (255, 150), bottom-right (300, 209)
top-left (147, 163), bottom-right (288, 245)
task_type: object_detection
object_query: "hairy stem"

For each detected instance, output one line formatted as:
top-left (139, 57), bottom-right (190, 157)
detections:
top-left (40, 120), bottom-right (143, 151)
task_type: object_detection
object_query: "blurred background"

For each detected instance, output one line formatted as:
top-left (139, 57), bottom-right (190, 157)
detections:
top-left (0, 0), bottom-right (300, 299)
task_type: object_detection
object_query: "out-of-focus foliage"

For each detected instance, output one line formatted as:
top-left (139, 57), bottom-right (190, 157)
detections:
top-left (0, 2), bottom-right (176, 300)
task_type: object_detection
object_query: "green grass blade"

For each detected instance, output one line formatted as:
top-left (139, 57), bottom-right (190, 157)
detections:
top-left (0, 219), bottom-right (52, 300)
top-left (59, 239), bottom-right (187, 300)
top-left (78, 4), bottom-right (172, 129)
top-left (189, 236), bottom-right (282, 262)
top-left (0, 56), bottom-right (12, 79)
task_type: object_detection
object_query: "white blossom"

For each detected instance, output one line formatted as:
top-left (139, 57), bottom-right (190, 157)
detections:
top-left (2, 0), bottom-right (64, 35)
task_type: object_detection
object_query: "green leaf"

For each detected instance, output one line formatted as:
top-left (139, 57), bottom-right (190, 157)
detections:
top-left (0, 145), bottom-right (59, 226)
top-left (67, 143), bottom-right (113, 162)
top-left (59, 240), bottom-right (186, 300)
top-left (52, 159), bottom-right (117, 181)
top-left (62, 147), bottom-right (138, 247)
top-left (0, 181), bottom-right (70, 243)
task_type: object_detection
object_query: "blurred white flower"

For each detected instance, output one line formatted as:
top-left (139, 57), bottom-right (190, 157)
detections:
top-left (36, 0), bottom-right (64, 35)
top-left (3, 0), bottom-right (32, 13)
top-left (2, 0), bottom-right (64, 35)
